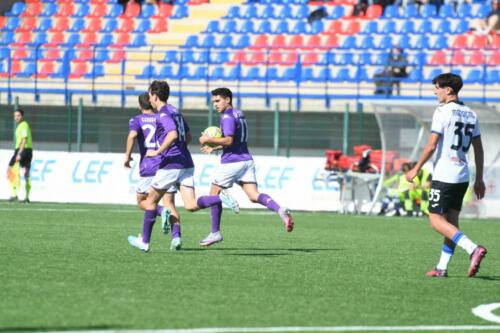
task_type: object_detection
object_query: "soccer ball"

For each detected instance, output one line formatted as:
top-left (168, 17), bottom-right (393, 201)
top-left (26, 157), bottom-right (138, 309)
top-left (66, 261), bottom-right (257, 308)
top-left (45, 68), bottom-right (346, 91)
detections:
top-left (203, 126), bottom-right (222, 147)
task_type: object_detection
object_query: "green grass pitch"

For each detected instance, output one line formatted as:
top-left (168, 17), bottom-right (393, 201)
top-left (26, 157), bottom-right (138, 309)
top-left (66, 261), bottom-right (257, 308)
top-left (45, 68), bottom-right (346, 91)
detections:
top-left (0, 202), bottom-right (499, 332)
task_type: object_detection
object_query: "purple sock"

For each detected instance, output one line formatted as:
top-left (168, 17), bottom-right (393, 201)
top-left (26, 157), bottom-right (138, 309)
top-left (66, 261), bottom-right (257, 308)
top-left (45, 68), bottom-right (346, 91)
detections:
top-left (211, 203), bottom-right (222, 233)
top-left (171, 223), bottom-right (181, 239)
top-left (142, 209), bottom-right (157, 243)
top-left (197, 195), bottom-right (222, 209)
top-left (257, 193), bottom-right (281, 213)
top-left (156, 205), bottom-right (163, 217)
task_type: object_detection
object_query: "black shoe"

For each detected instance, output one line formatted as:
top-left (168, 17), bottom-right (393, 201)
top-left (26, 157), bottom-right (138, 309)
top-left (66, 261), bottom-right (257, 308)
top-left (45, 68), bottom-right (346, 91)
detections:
top-left (23, 198), bottom-right (30, 204)
top-left (8, 196), bottom-right (18, 202)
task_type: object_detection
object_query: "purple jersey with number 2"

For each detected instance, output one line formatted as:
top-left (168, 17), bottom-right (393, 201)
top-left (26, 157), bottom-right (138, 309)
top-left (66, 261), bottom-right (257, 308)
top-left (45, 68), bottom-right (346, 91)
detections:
top-left (129, 113), bottom-right (161, 177)
top-left (156, 104), bottom-right (194, 170)
top-left (220, 108), bottom-right (252, 164)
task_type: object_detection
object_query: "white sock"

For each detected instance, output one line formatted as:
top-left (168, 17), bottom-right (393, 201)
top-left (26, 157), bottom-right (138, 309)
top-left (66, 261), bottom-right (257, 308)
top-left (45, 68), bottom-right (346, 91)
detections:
top-left (457, 235), bottom-right (478, 255)
top-left (436, 251), bottom-right (453, 270)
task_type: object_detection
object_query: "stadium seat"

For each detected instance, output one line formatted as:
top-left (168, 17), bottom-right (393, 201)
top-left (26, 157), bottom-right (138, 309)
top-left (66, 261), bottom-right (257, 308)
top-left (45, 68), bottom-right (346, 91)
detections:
top-left (106, 48), bottom-right (125, 63)
top-left (34, 18), bottom-right (53, 32)
top-left (357, 52), bottom-right (372, 65)
top-left (98, 34), bottom-right (114, 47)
top-left (380, 20), bottom-right (396, 34)
top-left (291, 21), bottom-right (308, 34)
top-left (139, 4), bottom-right (156, 18)
top-left (171, 5), bottom-right (188, 19)
top-left (74, 48), bottom-right (94, 62)
top-left (68, 62), bottom-right (88, 79)
top-left (266, 67), bottom-right (282, 81)
top-left (30, 32), bottom-right (48, 46)
top-left (193, 50), bottom-right (209, 64)
top-left (82, 18), bottom-right (102, 33)
top-left (17, 62), bottom-right (37, 78)
top-left (116, 19), bottom-right (134, 33)
top-left (435, 20), bottom-right (451, 34)
top-left (485, 69), bottom-right (500, 83)
top-left (451, 35), bottom-right (468, 49)
top-left (417, 20), bottom-right (434, 34)
top-left (106, 4), bottom-right (123, 18)
top-left (16, 17), bottom-right (37, 33)
top-left (306, 35), bottom-right (323, 48)
top-left (211, 50), bottom-right (229, 64)
top-left (333, 68), bottom-right (352, 81)
top-left (402, 4), bottom-right (418, 18)
top-left (277, 5), bottom-right (292, 19)
top-left (302, 52), bottom-right (319, 66)
top-left (229, 50), bottom-right (247, 64)
top-left (113, 33), bottom-right (131, 47)
top-left (22, 2), bottom-right (43, 17)
top-left (470, 35), bottom-right (488, 49)
top-left (358, 35), bottom-right (375, 49)
top-left (235, 35), bottom-right (250, 48)
top-left (457, 3), bottom-right (471, 18)
top-left (72, 4), bottom-right (90, 18)
top-left (252, 35), bottom-right (269, 49)
top-left (261, 5), bottom-right (276, 19)
top-left (12, 32), bottom-right (32, 46)
top-left (268, 50), bottom-right (283, 65)
top-left (364, 4), bottom-right (383, 19)
top-left (242, 6), bottom-right (258, 19)
top-left (79, 33), bottom-right (98, 47)
top-left (288, 35), bottom-right (304, 49)
top-left (201, 35), bottom-right (216, 48)
top-left (451, 50), bottom-right (466, 65)
top-left (294, 5), bottom-right (309, 19)
top-left (136, 65), bottom-right (157, 79)
top-left (240, 21), bottom-right (255, 34)
top-left (488, 51), bottom-right (500, 65)
top-left (489, 35), bottom-right (500, 49)
top-left (184, 35), bottom-right (199, 48)
top-left (274, 21), bottom-right (289, 34)
top-left (45, 32), bottom-right (65, 46)
top-left (343, 20), bottom-right (360, 34)
top-left (37, 61), bottom-right (55, 78)
top-left (329, 5), bottom-right (345, 19)
top-left (338, 35), bottom-right (356, 49)
top-left (209, 66), bottom-right (225, 80)
top-left (401, 21), bottom-right (415, 34)
top-left (205, 21), bottom-right (220, 33)
top-left (360, 21), bottom-right (378, 34)
top-left (426, 68), bottom-right (443, 81)
top-left (12, 48), bottom-right (28, 60)
top-left (432, 36), bottom-right (449, 50)
top-left (225, 6), bottom-right (241, 19)
top-left (257, 21), bottom-right (272, 34)
top-left (382, 4), bottom-right (399, 18)
top-left (335, 52), bottom-right (354, 65)
top-left (88, 4), bottom-right (107, 18)
top-left (246, 51), bottom-right (265, 65)
top-left (152, 3), bottom-right (173, 18)
top-left (50, 18), bottom-right (69, 32)
top-left (420, 4), bottom-right (437, 18)
top-left (132, 34), bottom-right (147, 48)
top-left (377, 35), bottom-right (393, 49)
top-left (156, 65), bottom-right (176, 79)
top-left (428, 50), bottom-right (447, 65)
top-left (66, 33), bottom-right (81, 47)
top-left (464, 69), bottom-right (484, 83)
top-left (325, 21), bottom-right (343, 34)
top-left (271, 35), bottom-right (286, 48)
top-left (468, 50), bottom-right (485, 65)
top-left (405, 69), bottom-right (423, 82)
top-left (401, 35), bottom-right (415, 49)
top-left (5, 2), bottom-right (25, 17)
top-left (68, 18), bottom-right (85, 32)
top-left (373, 52), bottom-right (389, 65)
top-left (160, 50), bottom-right (179, 63)
top-left (55, 3), bottom-right (74, 17)
top-left (95, 48), bottom-right (109, 62)
top-left (149, 19), bottom-right (168, 33)
top-left (222, 20), bottom-right (238, 34)
top-left (438, 4), bottom-right (455, 18)
top-left (101, 19), bottom-right (118, 33)
top-left (3, 17), bottom-right (20, 31)
top-left (242, 67), bottom-right (263, 81)
top-left (0, 60), bottom-right (21, 77)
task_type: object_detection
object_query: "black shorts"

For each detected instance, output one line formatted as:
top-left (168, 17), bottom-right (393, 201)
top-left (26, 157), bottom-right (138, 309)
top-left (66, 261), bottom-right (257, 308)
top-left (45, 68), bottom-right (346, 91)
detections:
top-left (428, 180), bottom-right (469, 214)
top-left (8, 148), bottom-right (33, 168)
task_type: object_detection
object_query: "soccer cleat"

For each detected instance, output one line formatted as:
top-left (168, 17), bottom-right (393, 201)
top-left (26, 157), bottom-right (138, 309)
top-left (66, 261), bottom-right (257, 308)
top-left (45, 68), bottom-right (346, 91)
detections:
top-left (170, 237), bottom-right (182, 251)
top-left (426, 268), bottom-right (448, 278)
top-left (468, 245), bottom-right (487, 277)
top-left (127, 234), bottom-right (150, 252)
top-left (220, 190), bottom-right (240, 214)
top-left (8, 196), bottom-right (18, 202)
top-left (279, 207), bottom-right (294, 232)
top-left (23, 198), bottom-right (30, 204)
top-left (199, 232), bottom-right (223, 247)
top-left (161, 208), bottom-right (171, 235)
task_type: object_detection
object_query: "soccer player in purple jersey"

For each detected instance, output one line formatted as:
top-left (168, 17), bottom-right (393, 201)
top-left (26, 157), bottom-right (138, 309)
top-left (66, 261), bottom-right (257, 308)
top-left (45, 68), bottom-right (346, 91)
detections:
top-left (124, 93), bottom-right (177, 237)
top-left (198, 87), bottom-right (294, 247)
top-left (127, 81), bottom-right (230, 252)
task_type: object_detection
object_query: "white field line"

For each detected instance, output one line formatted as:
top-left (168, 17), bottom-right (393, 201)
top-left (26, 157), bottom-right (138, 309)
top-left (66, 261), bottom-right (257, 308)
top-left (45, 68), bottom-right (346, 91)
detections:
top-left (43, 325), bottom-right (500, 333)
top-left (0, 207), bottom-right (275, 215)
top-left (472, 303), bottom-right (500, 324)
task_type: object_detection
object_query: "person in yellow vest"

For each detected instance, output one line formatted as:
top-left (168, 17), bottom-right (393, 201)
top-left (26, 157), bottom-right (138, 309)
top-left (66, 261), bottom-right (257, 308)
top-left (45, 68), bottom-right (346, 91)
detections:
top-left (412, 165), bottom-right (432, 215)
top-left (379, 162), bottom-right (412, 216)
top-left (7, 109), bottom-right (33, 203)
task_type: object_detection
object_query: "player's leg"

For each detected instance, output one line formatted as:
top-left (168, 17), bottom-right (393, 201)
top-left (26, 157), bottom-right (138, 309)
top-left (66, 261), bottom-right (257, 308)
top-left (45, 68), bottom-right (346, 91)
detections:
top-left (20, 150), bottom-right (32, 203)
top-left (197, 183), bottom-right (224, 247)
top-left (7, 151), bottom-right (20, 201)
top-left (161, 191), bottom-right (181, 250)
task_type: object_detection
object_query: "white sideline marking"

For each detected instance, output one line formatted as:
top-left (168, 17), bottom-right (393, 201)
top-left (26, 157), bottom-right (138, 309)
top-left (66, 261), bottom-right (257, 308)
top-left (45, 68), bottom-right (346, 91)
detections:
top-left (44, 325), bottom-right (500, 333)
top-left (473, 303), bottom-right (500, 324)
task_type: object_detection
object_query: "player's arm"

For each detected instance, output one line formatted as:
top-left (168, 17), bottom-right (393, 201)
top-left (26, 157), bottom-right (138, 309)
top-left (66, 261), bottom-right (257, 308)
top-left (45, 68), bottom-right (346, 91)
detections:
top-left (471, 136), bottom-right (485, 199)
top-left (147, 130), bottom-right (178, 157)
top-left (124, 130), bottom-right (137, 168)
top-left (15, 137), bottom-right (27, 162)
top-left (406, 133), bottom-right (440, 182)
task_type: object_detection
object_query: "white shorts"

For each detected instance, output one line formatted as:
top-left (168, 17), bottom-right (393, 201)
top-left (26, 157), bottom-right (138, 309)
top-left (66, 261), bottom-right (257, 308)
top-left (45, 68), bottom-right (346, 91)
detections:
top-left (136, 176), bottom-right (177, 194)
top-left (151, 168), bottom-right (194, 191)
top-left (213, 160), bottom-right (257, 189)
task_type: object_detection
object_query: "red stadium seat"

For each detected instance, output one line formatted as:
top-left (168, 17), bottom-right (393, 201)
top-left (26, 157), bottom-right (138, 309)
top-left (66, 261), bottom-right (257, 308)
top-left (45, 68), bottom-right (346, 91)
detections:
top-left (45, 32), bottom-right (65, 46)
top-left (283, 52), bottom-right (298, 65)
top-left (37, 61), bottom-right (55, 78)
top-left (82, 18), bottom-right (102, 33)
top-left (121, 2), bottom-right (141, 18)
top-left (487, 50), bottom-right (500, 65)
top-left (41, 48), bottom-right (61, 61)
top-left (55, 3), bottom-right (74, 17)
top-left (152, 3), bottom-right (173, 18)
top-left (429, 50), bottom-right (447, 65)
top-left (12, 32), bottom-right (32, 46)
top-left (90, 0), bottom-right (108, 4)
top-left (363, 4), bottom-right (382, 19)
top-left (302, 52), bottom-right (319, 65)
top-left (269, 50), bottom-right (283, 64)
top-left (288, 35), bottom-right (304, 49)
top-left (49, 18), bottom-right (69, 32)
top-left (74, 48), bottom-right (93, 62)
top-left (0, 61), bottom-right (21, 77)
top-left (306, 35), bottom-right (322, 48)
top-left (252, 35), bottom-right (269, 49)
top-left (21, 3), bottom-right (42, 17)
top-left (470, 35), bottom-right (488, 49)
top-left (468, 50), bottom-right (485, 65)
top-left (78, 33), bottom-right (98, 47)
top-left (343, 19), bottom-right (360, 34)
top-left (107, 48), bottom-right (125, 63)
top-left (451, 35), bottom-right (468, 49)
top-left (271, 35), bottom-right (286, 48)
top-left (450, 50), bottom-right (466, 65)
top-left (229, 50), bottom-right (247, 64)
top-left (12, 48), bottom-right (28, 60)
top-left (489, 34), bottom-right (500, 49)
top-left (112, 33), bottom-right (131, 47)
top-left (88, 4), bottom-right (107, 18)
top-left (325, 21), bottom-right (343, 34)
top-left (116, 19), bottom-right (134, 33)
top-left (0, 17), bottom-right (5, 30)
top-left (149, 19), bottom-right (168, 33)
top-left (68, 62), bottom-right (88, 78)
top-left (324, 35), bottom-right (338, 47)
top-left (246, 51), bottom-right (266, 65)
top-left (57, 0), bottom-right (73, 3)
top-left (16, 17), bottom-right (37, 32)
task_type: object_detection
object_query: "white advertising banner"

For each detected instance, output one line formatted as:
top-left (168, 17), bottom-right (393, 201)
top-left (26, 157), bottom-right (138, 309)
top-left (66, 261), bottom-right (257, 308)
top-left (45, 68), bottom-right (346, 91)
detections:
top-left (0, 150), bottom-right (342, 211)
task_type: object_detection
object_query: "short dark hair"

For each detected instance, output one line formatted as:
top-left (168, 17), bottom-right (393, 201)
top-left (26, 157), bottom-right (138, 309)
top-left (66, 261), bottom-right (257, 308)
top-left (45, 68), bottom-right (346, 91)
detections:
top-left (211, 87), bottom-right (233, 105)
top-left (138, 92), bottom-right (153, 110)
top-left (14, 109), bottom-right (24, 116)
top-left (149, 80), bottom-right (170, 102)
top-left (432, 73), bottom-right (463, 95)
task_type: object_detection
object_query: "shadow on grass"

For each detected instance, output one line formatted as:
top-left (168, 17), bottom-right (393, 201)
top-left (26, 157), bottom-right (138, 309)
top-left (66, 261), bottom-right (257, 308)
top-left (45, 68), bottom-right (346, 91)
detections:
top-left (0, 325), bottom-right (118, 332)
top-left (475, 275), bottom-right (500, 281)
top-left (180, 247), bottom-right (344, 253)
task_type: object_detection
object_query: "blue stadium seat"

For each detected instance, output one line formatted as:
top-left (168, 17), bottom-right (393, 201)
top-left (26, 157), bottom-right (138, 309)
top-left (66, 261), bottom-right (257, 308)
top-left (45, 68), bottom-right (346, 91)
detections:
top-left (398, 35), bottom-right (411, 49)
top-left (380, 20), bottom-right (396, 34)
top-left (171, 5), bottom-right (188, 19)
top-left (277, 5), bottom-right (292, 19)
top-left (438, 4), bottom-right (456, 18)
top-left (31, 32), bottom-right (48, 46)
top-left (403, 4), bottom-right (419, 18)
top-left (464, 69), bottom-right (484, 83)
top-left (0, 47), bottom-right (9, 60)
top-left (161, 50), bottom-right (179, 63)
top-left (401, 20), bottom-right (415, 34)
top-left (264, 67), bottom-right (279, 81)
top-left (404, 69), bottom-right (423, 82)
top-left (17, 62), bottom-right (37, 78)
top-left (225, 66), bottom-right (241, 80)
top-left (294, 5), bottom-right (309, 19)
top-left (222, 20), bottom-right (238, 34)
top-left (417, 20), bottom-right (434, 33)
top-left (242, 6), bottom-right (258, 19)
top-left (335, 52), bottom-right (354, 65)
top-left (95, 49), bottom-right (109, 62)
top-left (435, 20), bottom-right (451, 34)
top-left (301, 68), bottom-right (317, 82)
top-left (420, 4), bottom-right (437, 18)
top-left (193, 51), bottom-right (209, 64)
top-left (310, 21), bottom-right (324, 34)
top-left (453, 20), bottom-right (469, 33)
top-left (3, 17), bottom-right (20, 31)
top-left (378, 36), bottom-right (393, 50)
top-left (156, 65), bottom-right (175, 79)
top-left (66, 34), bottom-right (81, 46)
top-left (486, 69), bottom-right (500, 84)
top-left (432, 35), bottom-right (448, 49)
top-left (218, 35), bottom-right (234, 48)
top-left (316, 68), bottom-right (332, 81)
top-left (474, 3), bottom-right (491, 18)
top-left (409, 52), bottom-right (426, 65)
top-left (358, 53), bottom-right (372, 65)
top-left (139, 4), bottom-right (156, 18)
top-left (35, 18), bottom-right (53, 32)
top-left (242, 67), bottom-right (263, 81)
top-left (200, 35), bottom-right (216, 48)
top-left (291, 21), bottom-right (308, 34)
top-left (383, 5), bottom-right (399, 18)
top-left (68, 19), bottom-right (85, 32)
top-left (84, 64), bottom-right (105, 78)
top-left (274, 21), bottom-right (289, 34)
top-left (205, 21), bottom-right (220, 33)
top-left (355, 68), bottom-right (370, 81)
top-left (135, 20), bottom-right (151, 33)
top-left (257, 21), bottom-right (272, 34)
top-left (184, 35), bottom-right (199, 48)
top-left (72, 4), bottom-right (90, 17)
top-left (102, 19), bottom-right (118, 33)
top-left (338, 36), bottom-right (356, 50)
top-left (240, 21), bottom-right (255, 34)
top-left (98, 34), bottom-right (114, 47)
top-left (361, 21), bottom-right (378, 34)
top-left (40, 3), bottom-right (57, 17)
top-left (333, 68), bottom-right (351, 82)
top-left (209, 66), bottom-right (225, 80)
top-left (426, 68), bottom-right (442, 81)
top-left (261, 5), bottom-right (275, 19)
top-left (5, 2), bottom-right (25, 16)
top-left (182, 51), bottom-right (196, 63)
top-left (457, 3), bottom-right (472, 18)
top-left (177, 66), bottom-right (190, 80)
top-left (225, 6), bottom-right (241, 19)
top-left (211, 51), bottom-right (230, 64)
top-left (235, 35), bottom-right (250, 48)
top-left (373, 53), bottom-right (389, 65)
top-left (131, 34), bottom-right (147, 47)
top-left (329, 6), bottom-right (345, 19)
top-left (136, 65), bottom-right (157, 80)
top-left (106, 4), bottom-right (122, 18)
top-left (282, 67), bottom-right (298, 82)
top-left (358, 36), bottom-right (375, 49)
top-left (412, 35), bottom-right (430, 49)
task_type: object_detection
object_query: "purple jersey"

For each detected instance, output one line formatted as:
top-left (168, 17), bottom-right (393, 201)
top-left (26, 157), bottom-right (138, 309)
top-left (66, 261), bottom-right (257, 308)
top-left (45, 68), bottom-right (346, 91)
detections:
top-left (220, 108), bottom-right (253, 164)
top-left (156, 104), bottom-right (194, 170)
top-left (128, 113), bottom-right (161, 177)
